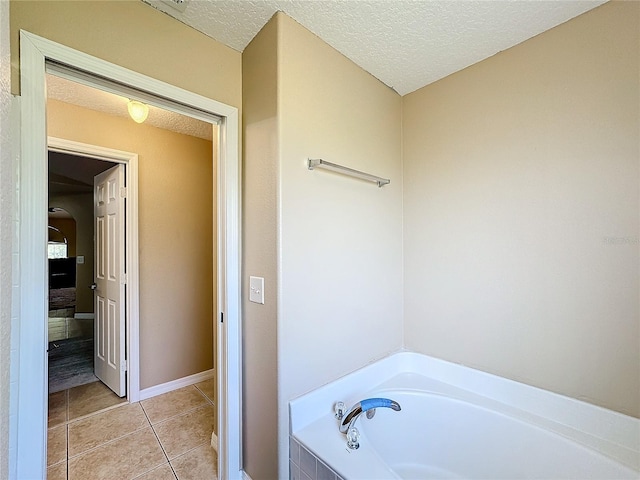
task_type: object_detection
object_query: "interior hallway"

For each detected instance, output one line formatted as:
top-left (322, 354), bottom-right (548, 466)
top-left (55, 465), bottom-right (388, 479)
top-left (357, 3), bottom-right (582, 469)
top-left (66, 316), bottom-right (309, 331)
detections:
top-left (47, 380), bottom-right (217, 480)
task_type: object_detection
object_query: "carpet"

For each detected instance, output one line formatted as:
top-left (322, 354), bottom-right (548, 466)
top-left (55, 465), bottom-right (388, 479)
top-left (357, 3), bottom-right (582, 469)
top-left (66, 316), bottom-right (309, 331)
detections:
top-left (48, 338), bottom-right (99, 393)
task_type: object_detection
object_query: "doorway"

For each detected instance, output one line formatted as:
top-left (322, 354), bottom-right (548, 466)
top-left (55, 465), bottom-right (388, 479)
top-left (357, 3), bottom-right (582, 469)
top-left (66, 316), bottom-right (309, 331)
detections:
top-left (47, 133), bottom-right (141, 405)
top-left (48, 152), bottom-right (119, 395)
top-left (15, 31), bottom-right (241, 479)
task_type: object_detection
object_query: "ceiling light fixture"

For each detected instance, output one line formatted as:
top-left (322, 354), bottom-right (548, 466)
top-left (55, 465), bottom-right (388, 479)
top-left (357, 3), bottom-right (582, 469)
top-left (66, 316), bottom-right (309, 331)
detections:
top-left (127, 100), bottom-right (149, 123)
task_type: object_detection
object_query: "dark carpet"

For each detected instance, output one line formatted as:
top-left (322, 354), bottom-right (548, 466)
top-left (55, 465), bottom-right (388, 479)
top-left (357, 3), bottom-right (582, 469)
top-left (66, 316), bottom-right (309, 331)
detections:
top-left (48, 337), bottom-right (99, 393)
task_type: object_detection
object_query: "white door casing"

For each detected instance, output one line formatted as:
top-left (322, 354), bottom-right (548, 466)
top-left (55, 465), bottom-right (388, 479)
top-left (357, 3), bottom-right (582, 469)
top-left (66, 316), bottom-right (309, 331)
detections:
top-left (15, 30), bottom-right (242, 480)
top-left (94, 164), bottom-right (126, 397)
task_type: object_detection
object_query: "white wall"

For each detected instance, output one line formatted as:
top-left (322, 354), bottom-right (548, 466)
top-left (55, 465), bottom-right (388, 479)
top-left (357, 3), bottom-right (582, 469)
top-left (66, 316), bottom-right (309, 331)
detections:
top-left (0, 0), bottom-right (12, 476)
top-left (403, 1), bottom-right (639, 418)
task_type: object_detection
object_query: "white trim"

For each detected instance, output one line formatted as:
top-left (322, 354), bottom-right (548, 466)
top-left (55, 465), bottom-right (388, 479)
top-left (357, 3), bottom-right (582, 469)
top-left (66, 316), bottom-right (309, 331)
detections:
top-left (217, 95), bottom-right (242, 479)
top-left (211, 431), bottom-right (219, 452)
top-left (47, 62), bottom-right (222, 127)
top-left (241, 471), bottom-right (254, 480)
top-left (14, 30), bottom-right (242, 480)
top-left (48, 136), bottom-right (140, 403)
top-left (16, 31), bottom-right (48, 480)
top-left (138, 369), bottom-right (214, 401)
top-left (9, 89), bottom-right (23, 480)
top-left (72, 313), bottom-right (95, 320)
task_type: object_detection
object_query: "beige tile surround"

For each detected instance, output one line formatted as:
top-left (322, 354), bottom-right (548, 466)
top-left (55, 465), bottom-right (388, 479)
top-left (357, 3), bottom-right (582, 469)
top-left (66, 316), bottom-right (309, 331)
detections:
top-left (47, 380), bottom-right (217, 480)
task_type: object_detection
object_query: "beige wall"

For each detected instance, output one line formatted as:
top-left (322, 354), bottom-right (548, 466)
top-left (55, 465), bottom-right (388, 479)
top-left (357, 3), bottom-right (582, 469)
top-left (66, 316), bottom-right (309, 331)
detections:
top-left (48, 99), bottom-right (216, 389)
top-left (277, 13), bottom-right (404, 477)
top-left (0, 0), bottom-right (11, 476)
top-left (242, 16), bottom-right (279, 480)
top-left (10, 0), bottom-right (241, 109)
top-left (8, 0), bottom-right (238, 475)
top-left (403, 1), bottom-right (639, 418)
top-left (48, 196), bottom-right (93, 313)
top-left (243, 13), bottom-right (404, 477)
top-left (7, 1), bottom-right (638, 478)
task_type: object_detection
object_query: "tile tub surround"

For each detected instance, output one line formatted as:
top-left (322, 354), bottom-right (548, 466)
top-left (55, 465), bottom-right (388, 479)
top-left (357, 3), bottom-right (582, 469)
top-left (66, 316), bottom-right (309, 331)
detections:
top-left (47, 380), bottom-right (218, 480)
top-left (289, 436), bottom-right (344, 480)
top-left (289, 351), bottom-right (640, 478)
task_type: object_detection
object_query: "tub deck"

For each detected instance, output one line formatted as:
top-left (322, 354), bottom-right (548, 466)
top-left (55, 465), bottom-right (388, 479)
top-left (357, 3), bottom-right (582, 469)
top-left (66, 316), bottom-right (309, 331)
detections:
top-left (290, 352), bottom-right (639, 480)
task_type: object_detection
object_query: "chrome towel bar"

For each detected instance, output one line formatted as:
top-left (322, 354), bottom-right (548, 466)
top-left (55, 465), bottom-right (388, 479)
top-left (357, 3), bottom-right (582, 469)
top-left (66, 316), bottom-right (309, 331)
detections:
top-left (307, 158), bottom-right (390, 188)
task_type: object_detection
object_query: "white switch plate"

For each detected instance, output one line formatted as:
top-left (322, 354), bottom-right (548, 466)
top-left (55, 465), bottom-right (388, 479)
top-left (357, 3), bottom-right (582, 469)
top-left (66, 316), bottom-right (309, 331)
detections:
top-left (249, 276), bottom-right (264, 304)
top-left (77, 256), bottom-right (85, 264)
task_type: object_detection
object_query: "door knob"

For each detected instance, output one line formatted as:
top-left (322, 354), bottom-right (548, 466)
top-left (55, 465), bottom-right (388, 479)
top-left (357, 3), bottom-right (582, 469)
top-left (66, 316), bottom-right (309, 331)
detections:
top-left (90, 283), bottom-right (97, 290)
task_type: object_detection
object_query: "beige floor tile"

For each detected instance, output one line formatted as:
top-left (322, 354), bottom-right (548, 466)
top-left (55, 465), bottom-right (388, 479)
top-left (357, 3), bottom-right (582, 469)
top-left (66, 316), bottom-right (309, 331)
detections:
top-left (141, 386), bottom-right (207, 424)
top-left (133, 463), bottom-right (177, 480)
top-left (195, 379), bottom-right (215, 403)
top-left (47, 460), bottom-right (67, 480)
top-left (68, 402), bottom-right (149, 457)
top-left (171, 444), bottom-right (217, 480)
top-left (48, 390), bottom-right (67, 428)
top-left (47, 425), bottom-right (67, 466)
top-left (153, 405), bottom-right (215, 460)
top-left (68, 427), bottom-right (166, 480)
top-left (68, 381), bottom-right (127, 420)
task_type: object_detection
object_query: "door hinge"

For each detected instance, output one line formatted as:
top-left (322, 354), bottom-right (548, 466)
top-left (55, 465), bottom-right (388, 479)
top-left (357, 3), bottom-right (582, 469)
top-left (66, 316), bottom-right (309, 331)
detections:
top-left (120, 187), bottom-right (127, 198)
top-left (121, 360), bottom-right (127, 372)
top-left (220, 312), bottom-right (224, 323)
top-left (121, 273), bottom-right (127, 285)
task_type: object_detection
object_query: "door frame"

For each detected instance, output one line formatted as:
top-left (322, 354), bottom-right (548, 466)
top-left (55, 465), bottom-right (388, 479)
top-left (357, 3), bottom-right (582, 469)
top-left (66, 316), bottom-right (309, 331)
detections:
top-left (15, 31), bottom-right (242, 479)
top-left (48, 137), bottom-right (140, 402)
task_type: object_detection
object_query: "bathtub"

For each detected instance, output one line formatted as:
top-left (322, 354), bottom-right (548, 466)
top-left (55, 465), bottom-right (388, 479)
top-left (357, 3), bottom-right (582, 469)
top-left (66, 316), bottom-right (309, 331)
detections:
top-left (289, 352), bottom-right (639, 480)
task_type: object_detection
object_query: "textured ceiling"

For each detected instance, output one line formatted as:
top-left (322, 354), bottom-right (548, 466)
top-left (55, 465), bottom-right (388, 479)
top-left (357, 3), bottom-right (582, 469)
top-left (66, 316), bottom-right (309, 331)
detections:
top-left (47, 74), bottom-right (214, 141)
top-left (146, 0), bottom-right (606, 95)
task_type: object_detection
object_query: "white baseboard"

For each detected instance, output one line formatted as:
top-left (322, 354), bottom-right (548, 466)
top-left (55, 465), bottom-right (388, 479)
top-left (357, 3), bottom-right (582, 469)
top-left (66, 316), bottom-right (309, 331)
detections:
top-left (74, 313), bottom-right (94, 320)
top-left (241, 471), bottom-right (253, 480)
top-left (138, 369), bottom-right (214, 401)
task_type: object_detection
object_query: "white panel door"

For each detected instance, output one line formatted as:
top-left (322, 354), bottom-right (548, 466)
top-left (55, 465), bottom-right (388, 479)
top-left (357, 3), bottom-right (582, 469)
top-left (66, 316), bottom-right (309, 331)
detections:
top-left (94, 164), bottom-right (126, 397)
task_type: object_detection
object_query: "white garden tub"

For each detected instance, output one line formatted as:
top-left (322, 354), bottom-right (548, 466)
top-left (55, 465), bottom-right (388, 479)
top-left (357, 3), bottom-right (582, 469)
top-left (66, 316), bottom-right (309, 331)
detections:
top-left (290, 352), bottom-right (639, 479)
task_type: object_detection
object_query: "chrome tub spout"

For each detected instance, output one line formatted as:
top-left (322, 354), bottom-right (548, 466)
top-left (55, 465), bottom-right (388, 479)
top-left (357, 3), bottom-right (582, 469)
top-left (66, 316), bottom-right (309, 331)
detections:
top-left (335, 398), bottom-right (401, 449)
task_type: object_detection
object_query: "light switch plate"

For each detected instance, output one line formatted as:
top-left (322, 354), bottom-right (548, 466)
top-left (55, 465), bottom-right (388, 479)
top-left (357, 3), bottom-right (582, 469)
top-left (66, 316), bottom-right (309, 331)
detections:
top-left (77, 256), bottom-right (85, 264)
top-left (249, 276), bottom-right (264, 304)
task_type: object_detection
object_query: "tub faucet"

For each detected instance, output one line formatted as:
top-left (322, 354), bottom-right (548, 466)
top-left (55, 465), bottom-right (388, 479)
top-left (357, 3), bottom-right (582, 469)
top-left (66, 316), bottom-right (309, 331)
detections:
top-left (334, 398), bottom-right (401, 449)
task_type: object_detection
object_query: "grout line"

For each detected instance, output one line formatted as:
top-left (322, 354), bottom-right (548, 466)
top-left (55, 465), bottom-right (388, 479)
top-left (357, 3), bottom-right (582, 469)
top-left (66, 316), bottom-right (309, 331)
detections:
top-left (51, 385), bottom-right (213, 480)
top-left (48, 458), bottom-right (67, 469)
top-left (167, 441), bottom-right (217, 480)
top-left (130, 461), bottom-right (175, 480)
top-left (66, 398), bottom-right (129, 425)
top-left (149, 423), bottom-right (171, 464)
top-left (193, 384), bottom-right (215, 404)
top-left (141, 401), bottom-right (173, 465)
top-left (168, 460), bottom-right (180, 480)
top-left (139, 400), bottom-right (151, 421)
top-left (151, 403), bottom-right (214, 432)
top-left (66, 424), bottom-right (151, 460)
top-left (145, 401), bottom-right (212, 427)
top-left (168, 441), bottom-right (210, 462)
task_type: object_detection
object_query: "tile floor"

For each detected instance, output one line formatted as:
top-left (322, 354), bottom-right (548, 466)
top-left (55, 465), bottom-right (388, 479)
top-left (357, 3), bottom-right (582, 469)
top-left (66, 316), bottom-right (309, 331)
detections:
top-left (47, 379), bottom-right (217, 480)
